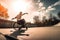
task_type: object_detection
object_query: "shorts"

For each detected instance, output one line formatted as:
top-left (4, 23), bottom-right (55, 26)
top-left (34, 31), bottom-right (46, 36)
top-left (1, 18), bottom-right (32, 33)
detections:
top-left (17, 19), bottom-right (25, 25)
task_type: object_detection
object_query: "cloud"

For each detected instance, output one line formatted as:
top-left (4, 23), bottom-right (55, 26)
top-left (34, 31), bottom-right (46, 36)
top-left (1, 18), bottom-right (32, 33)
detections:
top-left (47, 6), bottom-right (56, 12)
top-left (47, 0), bottom-right (60, 10)
top-left (46, 0), bottom-right (60, 12)
top-left (54, 0), bottom-right (60, 6)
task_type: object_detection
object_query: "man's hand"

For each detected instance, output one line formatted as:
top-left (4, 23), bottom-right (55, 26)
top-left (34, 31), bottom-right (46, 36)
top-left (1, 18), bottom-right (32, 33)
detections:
top-left (11, 18), bottom-right (15, 20)
top-left (24, 13), bottom-right (28, 14)
top-left (23, 13), bottom-right (28, 15)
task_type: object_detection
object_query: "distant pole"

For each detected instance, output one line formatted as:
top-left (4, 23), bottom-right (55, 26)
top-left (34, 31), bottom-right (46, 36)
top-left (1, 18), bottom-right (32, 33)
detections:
top-left (58, 12), bottom-right (60, 18)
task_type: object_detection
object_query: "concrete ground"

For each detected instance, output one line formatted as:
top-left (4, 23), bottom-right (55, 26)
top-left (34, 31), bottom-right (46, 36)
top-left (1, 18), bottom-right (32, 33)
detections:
top-left (0, 23), bottom-right (60, 40)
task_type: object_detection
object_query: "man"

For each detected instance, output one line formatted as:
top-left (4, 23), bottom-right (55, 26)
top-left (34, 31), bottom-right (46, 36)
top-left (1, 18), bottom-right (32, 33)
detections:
top-left (12, 12), bottom-right (28, 20)
top-left (12, 12), bottom-right (28, 30)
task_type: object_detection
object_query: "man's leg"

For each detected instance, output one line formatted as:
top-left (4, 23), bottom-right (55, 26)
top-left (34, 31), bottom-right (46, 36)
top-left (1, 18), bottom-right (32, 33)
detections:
top-left (26, 26), bottom-right (28, 30)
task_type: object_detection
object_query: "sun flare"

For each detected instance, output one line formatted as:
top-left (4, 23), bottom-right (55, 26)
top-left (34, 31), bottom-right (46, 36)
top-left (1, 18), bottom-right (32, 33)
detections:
top-left (11, 0), bottom-right (28, 13)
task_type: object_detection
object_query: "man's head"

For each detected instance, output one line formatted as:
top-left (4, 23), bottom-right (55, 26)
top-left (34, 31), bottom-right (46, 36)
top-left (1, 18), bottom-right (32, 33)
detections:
top-left (19, 11), bottom-right (22, 15)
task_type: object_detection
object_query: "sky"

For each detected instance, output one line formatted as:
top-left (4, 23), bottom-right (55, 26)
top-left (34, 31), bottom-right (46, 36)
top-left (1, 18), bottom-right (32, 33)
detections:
top-left (0, 0), bottom-right (60, 40)
top-left (40, 0), bottom-right (60, 14)
top-left (35, 0), bottom-right (60, 16)
top-left (0, 0), bottom-right (60, 23)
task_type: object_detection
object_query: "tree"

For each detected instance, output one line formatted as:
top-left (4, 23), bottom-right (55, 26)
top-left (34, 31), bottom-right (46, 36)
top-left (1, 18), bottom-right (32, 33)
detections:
top-left (33, 16), bottom-right (40, 23)
top-left (0, 4), bottom-right (9, 19)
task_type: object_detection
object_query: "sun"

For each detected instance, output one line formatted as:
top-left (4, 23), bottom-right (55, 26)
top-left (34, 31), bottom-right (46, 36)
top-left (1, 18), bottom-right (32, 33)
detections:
top-left (11, 0), bottom-right (28, 13)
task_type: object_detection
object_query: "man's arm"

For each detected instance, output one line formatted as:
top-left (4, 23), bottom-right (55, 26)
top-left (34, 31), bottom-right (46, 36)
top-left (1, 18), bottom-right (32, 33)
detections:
top-left (11, 14), bottom-right (19, 20)
top-left (23, 13), bottom-right (28, 15)
top-left (11, 18), bottom-right (15, 20)
top-left (11, 17), bottom-right (17, 20)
